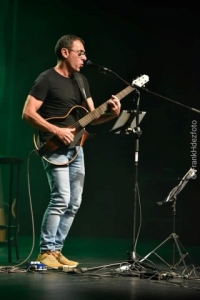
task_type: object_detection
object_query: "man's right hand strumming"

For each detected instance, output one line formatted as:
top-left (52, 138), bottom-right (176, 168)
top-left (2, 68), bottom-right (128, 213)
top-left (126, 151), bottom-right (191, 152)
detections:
top-left (56, 127), bottom-right (76, 145)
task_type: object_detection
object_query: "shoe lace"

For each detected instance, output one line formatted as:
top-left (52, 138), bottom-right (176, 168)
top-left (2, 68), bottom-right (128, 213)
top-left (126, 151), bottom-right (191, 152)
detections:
top-left (52, 251), bottom-right (62, 259)
top-left (45, 250), bottom-right (54, 255)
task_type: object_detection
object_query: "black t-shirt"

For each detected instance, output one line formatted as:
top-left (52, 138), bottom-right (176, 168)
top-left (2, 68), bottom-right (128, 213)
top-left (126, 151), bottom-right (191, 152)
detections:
top-left (29, 68), bottom-right (91, 141)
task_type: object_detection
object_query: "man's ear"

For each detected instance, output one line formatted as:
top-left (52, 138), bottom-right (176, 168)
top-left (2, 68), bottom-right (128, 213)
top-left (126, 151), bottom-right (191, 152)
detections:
top-left (61, 48), bottom-right (69, 58)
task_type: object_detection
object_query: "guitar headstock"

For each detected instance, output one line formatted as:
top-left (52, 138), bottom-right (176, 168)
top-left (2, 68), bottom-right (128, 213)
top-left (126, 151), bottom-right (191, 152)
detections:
top-left (132, 75), bottom-right (149, 87)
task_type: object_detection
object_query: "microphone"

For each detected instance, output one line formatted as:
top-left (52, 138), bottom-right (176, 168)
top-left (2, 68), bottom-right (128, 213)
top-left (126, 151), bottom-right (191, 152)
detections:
top-left (86, 60), bottom-right (111, 72)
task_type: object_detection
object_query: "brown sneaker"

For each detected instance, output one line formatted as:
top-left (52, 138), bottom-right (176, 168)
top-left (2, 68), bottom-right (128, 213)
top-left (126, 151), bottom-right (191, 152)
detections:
top-left (53, 251), bottom-right (79, 268)
top-left (37, 251), bottom-right (63, 269)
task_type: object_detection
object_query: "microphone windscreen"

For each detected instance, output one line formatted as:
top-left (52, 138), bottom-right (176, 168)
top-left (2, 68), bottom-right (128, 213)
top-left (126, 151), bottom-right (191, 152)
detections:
top-left (86, 60), bottom-right (92, 66)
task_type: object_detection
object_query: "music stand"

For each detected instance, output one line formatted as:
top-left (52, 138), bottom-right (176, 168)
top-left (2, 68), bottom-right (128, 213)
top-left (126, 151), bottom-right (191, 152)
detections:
top-left (139, 168), bottom-right (197, 271)
top-left (110, 110), bottom-right (146, 135)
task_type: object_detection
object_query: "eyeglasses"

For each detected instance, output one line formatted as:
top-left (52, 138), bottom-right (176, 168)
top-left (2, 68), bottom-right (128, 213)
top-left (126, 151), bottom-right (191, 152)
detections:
top-left (68, 49), bottom-right (87, 57)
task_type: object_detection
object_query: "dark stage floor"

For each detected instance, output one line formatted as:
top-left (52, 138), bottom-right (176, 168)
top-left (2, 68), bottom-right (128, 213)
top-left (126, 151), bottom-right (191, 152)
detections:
top-left (0, 236), bottom-right (200, 300)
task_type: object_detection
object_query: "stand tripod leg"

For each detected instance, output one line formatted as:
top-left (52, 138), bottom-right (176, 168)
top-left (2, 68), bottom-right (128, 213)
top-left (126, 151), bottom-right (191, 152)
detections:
top-left (140, 233), bottom-right (194, 271)
top-left (139, 235), bottom-right (173, 269)
top-left (171, 233), bottom-right (195, 270)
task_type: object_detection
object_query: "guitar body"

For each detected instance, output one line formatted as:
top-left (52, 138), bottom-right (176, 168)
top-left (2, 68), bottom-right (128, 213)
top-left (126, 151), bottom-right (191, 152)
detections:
top-left (33, 106), bottom-right (93, 165)
top-left (33, 75), bottom-right (149, 166)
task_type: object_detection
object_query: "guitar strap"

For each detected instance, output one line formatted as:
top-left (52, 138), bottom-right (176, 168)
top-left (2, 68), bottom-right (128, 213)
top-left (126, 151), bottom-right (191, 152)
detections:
top-left (74, 72), bottom-right (91, 112)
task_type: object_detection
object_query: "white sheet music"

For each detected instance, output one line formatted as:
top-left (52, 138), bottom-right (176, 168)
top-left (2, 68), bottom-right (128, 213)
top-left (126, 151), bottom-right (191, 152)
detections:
top-left (165, 168), bottom-right (197, 202)
top-left (111, 110), bottom-right (146, 134)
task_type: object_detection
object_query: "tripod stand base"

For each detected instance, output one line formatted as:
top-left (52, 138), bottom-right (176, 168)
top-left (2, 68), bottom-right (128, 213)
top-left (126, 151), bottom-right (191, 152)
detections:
top-left (139, 233), bottom-right (194, 271)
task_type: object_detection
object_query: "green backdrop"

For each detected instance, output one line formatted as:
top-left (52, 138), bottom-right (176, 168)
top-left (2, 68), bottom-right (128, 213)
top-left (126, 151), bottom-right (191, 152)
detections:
top-left (0, 0), bottom-right (199, 245)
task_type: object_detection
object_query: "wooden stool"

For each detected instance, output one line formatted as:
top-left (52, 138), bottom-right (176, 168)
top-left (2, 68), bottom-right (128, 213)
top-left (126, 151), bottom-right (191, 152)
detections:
top-left (0, 156), bottom-right (23, 262)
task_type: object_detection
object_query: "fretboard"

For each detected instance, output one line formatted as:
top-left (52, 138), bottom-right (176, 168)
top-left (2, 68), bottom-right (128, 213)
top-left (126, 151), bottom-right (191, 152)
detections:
top-left (78, 85), bottom-right (134, 128)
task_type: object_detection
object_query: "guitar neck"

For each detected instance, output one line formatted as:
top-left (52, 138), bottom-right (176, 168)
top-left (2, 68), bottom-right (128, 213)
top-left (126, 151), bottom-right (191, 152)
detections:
top-left (78, 85), bottom-right (134, 128)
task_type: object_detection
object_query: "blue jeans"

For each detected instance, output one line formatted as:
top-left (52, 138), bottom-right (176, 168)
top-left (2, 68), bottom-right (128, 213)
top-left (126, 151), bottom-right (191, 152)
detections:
top-left (40, 146), bottom-right (85, 252)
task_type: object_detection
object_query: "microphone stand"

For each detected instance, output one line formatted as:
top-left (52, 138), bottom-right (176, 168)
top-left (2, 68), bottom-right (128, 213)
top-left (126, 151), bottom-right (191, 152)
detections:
top-left (98, 68), bottom-right (153, 269)
top-left (97, 68), bottom-right (146, 264)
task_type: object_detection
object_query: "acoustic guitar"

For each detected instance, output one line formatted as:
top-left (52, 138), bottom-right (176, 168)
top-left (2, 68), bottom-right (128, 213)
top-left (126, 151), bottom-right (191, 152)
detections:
top-left (33, 75), bottom-right (149, 165)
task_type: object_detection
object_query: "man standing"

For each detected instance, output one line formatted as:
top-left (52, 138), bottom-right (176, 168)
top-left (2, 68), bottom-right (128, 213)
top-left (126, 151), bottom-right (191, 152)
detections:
top-left (22, 34), bottom-right (121, 268)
